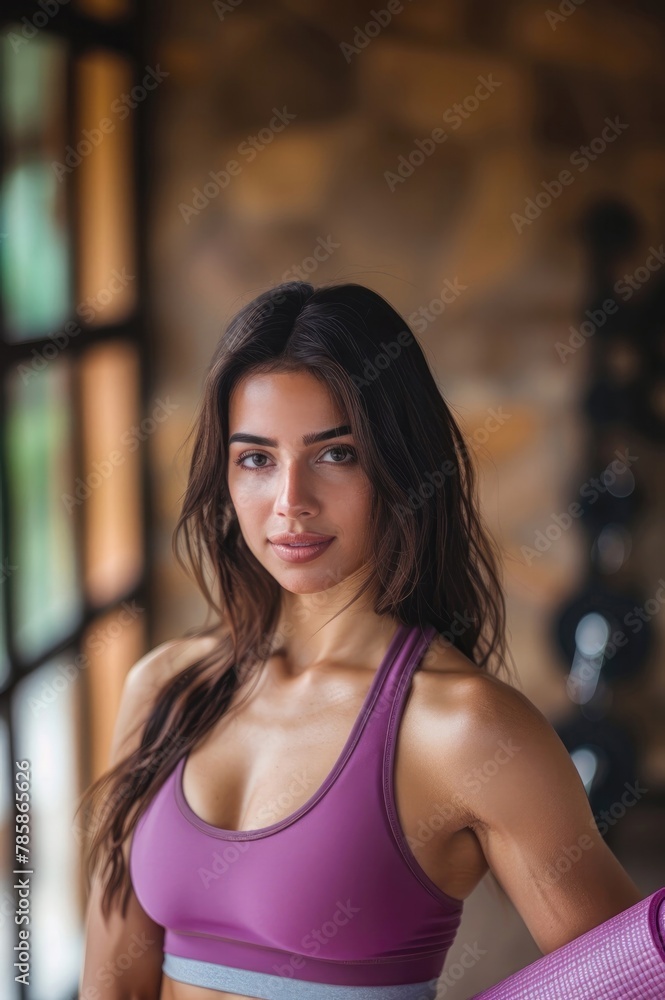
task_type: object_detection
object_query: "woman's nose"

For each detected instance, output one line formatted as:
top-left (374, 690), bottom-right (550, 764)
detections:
top-left (273, 463), bottom-right (319, 518)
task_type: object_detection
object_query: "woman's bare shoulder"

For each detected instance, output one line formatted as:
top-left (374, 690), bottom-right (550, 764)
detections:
top-left (109, 631), bottom-right (225, 765)
top-left (413, 637), bottom-right (560, 799)
top-left (409, 638), bottom-right (555, 826)
top-left (129, 631), bottom-right (223, 688)
top-left (414, 634), bottom-right (536, 739)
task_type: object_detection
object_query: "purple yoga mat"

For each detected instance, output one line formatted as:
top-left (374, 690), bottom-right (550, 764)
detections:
top-left (468, 886), bottom-right (665, 1000)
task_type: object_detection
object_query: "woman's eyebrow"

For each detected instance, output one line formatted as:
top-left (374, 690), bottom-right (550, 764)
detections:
top-left (228, 424), bottom-right (352, 447)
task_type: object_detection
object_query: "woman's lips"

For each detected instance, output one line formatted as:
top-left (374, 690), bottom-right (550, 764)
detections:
top-left (269, 537), bottom-right (335, 563)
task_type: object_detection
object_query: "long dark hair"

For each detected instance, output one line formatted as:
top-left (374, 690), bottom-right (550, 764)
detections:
top-left (76, 279), bottom-right (516, 918)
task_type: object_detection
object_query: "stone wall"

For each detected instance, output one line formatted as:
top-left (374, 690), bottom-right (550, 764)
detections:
top-left (146, 0), bottom-right (665, 773)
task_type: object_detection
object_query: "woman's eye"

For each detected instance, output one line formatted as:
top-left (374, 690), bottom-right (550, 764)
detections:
top-left (235, 452), bottom-right (271, 470)
top-left (323, 445), bottom-right (356, 464)
top-left (233, 445), bottom-right (356, 471)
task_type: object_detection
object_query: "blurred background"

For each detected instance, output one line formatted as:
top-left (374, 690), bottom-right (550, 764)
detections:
top-left (1, 0), bottom-right (664, 997)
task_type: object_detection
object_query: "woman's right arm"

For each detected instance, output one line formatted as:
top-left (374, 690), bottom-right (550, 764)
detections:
top-left (78, 640), bottom-right (188, 1000)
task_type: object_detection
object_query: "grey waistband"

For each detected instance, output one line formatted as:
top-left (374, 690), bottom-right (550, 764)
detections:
top-left (162, 953), bottom-right (439, 999)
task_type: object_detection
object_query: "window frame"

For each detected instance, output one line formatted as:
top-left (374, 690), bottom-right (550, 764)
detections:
top-left (0, 3), bottom-right (155, 997)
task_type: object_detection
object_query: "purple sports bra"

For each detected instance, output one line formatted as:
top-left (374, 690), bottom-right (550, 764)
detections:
top-left (129, 621), bottom-right (464, 999)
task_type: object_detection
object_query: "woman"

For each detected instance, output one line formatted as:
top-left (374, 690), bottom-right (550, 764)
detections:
top-left (78, 280), bottom-right (642, 1000)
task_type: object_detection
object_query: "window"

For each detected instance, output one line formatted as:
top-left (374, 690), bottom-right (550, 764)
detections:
top-left (0, 3), bottom-right (151, 996)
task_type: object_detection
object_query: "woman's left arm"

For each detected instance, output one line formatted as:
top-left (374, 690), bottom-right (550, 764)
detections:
top-left (447, 673), bottom-right (644, 955)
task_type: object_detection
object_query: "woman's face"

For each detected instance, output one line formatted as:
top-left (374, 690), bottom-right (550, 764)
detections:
top-left (226, 369), bottom-right (374, 595)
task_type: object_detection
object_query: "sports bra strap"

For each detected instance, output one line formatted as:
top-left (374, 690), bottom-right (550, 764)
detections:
top-left (360, 621), bottom-right (439, 749)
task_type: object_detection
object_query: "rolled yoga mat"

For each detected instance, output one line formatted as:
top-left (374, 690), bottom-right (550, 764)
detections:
top-left (468, 886), bottom-right (665, 1000)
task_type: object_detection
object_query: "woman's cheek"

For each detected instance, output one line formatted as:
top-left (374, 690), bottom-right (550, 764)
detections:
top-left (233, 478), bottom-right (270, 506)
